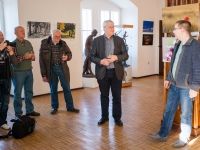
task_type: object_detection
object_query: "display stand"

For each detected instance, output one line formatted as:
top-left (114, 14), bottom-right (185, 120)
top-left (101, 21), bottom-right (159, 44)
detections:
top-left (115, 24), bottom-right (133, 88)
top-left (82, 77), bottom-right (98, 88)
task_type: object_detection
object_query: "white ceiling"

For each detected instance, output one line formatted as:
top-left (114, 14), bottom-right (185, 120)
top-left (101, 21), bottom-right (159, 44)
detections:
top-left (107, 0), bottom-right (136, 9)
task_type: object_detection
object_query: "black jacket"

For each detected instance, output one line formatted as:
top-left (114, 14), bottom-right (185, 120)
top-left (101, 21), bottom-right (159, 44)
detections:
top-left (90, 35), bottom-right (128, 80)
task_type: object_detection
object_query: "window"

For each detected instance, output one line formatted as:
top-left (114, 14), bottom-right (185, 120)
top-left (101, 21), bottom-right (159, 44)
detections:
top-left (111, 11), bottom-right (119, 25)
top-left (0, 0), bottom-right (4, 33)
top-left (81, 9), bottom-right (92, 53)
top-left (100, 10), bottom-right (119, 34)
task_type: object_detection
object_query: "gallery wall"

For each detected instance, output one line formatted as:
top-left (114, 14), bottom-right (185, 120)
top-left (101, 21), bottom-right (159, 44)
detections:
top-left (128, 0), bottom-right (165, 77)
top-left (2, 0), bottom-right (166, 96)
top-left (3, 0), bottom-right (83, 96)
top-left (108, 0), bottom-right (165, 77)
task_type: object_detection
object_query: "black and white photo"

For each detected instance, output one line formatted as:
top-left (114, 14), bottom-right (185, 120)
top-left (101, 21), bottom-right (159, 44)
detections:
top-left (27, 21), bottom-right (51, 38)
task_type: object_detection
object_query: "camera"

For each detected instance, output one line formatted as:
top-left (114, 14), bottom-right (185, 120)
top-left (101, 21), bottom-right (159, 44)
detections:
top-left (5, 40), bottom-right (16, 47)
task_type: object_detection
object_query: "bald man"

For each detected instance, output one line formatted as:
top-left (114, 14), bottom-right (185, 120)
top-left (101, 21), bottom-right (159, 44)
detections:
top-left (12, 26), bottom-right (40, 119)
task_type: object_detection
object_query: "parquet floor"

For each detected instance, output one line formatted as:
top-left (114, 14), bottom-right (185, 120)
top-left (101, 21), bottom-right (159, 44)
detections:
top-left (1, 75), bottom-right (200, 150)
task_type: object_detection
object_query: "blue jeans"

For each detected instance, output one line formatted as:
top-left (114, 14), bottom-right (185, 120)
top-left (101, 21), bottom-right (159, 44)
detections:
top-left (49, 65), bottom-right (74, 109)
top-left (0, 78), bottom-right (11, 126)
top-left (158, 84), bottom-right (194, 143)
top-left (12, 70), bottom-right (34, 115)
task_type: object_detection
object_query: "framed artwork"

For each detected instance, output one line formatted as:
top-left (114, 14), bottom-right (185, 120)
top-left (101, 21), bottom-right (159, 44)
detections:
top-left (142, 34), bottom-right (153, 45)
top-left (143, 21), bottom-right (154, 32)
top-left (162, 37), bottom-right (176, 62)
top-left (27, 21), bottom-right (51, 38)
top-left (162, 3), bottom-right (199, 33)
top-left (57, 22), bottom-right (76, 38)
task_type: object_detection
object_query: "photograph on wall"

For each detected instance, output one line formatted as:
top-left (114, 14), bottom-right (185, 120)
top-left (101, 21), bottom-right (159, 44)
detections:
top-left (57, 22), bottom-right (76, 38)
top-left (143, 21), bottom-right (154, 32)
top-left (142, 34), bottom-right (153, 45)
top-left (27, 21), bottom-right (51, 38)
top-left (162, 3), bottom-right (199, 33)
top-left (162, 37), bottom-right (175, 62)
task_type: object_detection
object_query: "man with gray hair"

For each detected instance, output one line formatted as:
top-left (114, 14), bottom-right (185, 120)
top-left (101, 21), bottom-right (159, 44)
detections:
top-left (39, 29), bottom-right (79, 115)
top-left (90, 20), bottom-right (128, 126)
top-left (12, 26), bottom-right (40, 118)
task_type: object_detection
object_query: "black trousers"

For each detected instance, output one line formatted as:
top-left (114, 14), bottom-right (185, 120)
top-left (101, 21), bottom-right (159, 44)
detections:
top-left (97, 69), bottom-right (122, 120)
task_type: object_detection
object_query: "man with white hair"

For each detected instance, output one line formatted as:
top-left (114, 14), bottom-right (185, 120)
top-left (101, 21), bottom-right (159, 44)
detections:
top-left (39, 29), bottom-right (79, 115)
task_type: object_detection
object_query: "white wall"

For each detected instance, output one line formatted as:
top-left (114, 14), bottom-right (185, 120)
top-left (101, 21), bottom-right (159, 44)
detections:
top-left (122, 0), bottom-right (165, 77)
top-left (3, 0), bottom-right (83, 96)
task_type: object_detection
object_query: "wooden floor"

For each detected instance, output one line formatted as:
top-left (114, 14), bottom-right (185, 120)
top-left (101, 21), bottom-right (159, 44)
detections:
top-left (1, 75), bottom-right (200, 150)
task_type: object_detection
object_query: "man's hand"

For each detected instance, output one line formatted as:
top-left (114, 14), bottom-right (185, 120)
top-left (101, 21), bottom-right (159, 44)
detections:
top-left (7, 46), bottom-right (14, 55)
top-left (0, 42), bottom-right (7, 51)
top-left (189, 89), bottom-right (198, 98)
top-left (31, 54), bottom-right (35, 61)
top-left (107, 55), bottom-right (118, 63)
top-left (100, 59), bottom-right (110, 66)
top-left (62, 55), bottom-right (68, 61)
top-left (24, 52), bottom-right (32, 59)
top-left (164, 80), bottom-right (170, 89)
top-left (42, 77), bottom-right (48, 82)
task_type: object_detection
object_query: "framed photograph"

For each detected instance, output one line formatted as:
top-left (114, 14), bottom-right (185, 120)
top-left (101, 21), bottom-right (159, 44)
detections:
top-left (162, 3), bottom-right (199, 33)
top-left (162, 37), bottom-right (176, 62)
top-left (143, 21), bottom-right (154, 32)
top-left (57, 22), bottom-right (76, 38)
top-left (27, 21), bottom-right (51, 38)
top-left (142, 34), bottom-right (153, 45)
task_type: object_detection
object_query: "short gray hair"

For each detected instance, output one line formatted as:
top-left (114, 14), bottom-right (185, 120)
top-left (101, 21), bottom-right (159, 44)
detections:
top-left (51, 29), bottom-right (62, 35)
top-left (14, 26), bottom-right (24, 32)
top-left (102, 20), bottom-right (114, 28)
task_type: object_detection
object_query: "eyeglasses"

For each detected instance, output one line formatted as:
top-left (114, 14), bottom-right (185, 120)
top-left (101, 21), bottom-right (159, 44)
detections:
top-left (105, 26), bottom-right (115, 29)
top-left (53, 36), bottom-right (61, 39)
top-left (173, 28), bottom-right (181, 31)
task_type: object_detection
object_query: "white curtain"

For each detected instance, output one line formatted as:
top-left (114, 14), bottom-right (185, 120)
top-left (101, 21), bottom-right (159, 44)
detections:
top-left (0, 0), bottom-right (5, 33)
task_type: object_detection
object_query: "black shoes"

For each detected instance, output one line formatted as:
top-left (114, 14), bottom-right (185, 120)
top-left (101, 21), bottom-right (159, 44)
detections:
top-left (98, 118), bottom-right (109, 125)
top-left (26, 111), bottom-right (40, 116)
top-left (67, 108), bottom-right (80, 113)
top-left (115, 119), bottom-right (123, 127)
top-left (50, 109), bottom-right (58, 115)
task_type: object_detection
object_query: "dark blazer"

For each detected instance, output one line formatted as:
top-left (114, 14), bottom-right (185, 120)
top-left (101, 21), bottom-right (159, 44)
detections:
top-left (90, 35), bottom-right (128, 80)
top-left (39, 36), bottom-right (72, 83)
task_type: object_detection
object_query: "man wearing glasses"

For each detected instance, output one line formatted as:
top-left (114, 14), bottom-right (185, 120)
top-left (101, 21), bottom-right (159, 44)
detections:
top-left (149, 20), bottom-right (200, 148)
top-left (90, 20), bottom-right (128, 127)
top-left (39, 29), bottom-right (79, 115)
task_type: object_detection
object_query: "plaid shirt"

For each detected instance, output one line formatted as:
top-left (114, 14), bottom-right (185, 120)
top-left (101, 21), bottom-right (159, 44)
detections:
top-left (50, 42), bottom-right (61, 65)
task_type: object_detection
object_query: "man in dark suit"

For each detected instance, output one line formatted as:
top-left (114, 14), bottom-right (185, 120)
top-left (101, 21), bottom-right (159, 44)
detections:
top-left (90, 20), bottom-right (129, 127)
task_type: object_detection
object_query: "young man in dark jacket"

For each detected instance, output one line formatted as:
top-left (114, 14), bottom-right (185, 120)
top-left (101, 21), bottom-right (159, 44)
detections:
top-left (149, 20), bottom-right (200, 148)
top-left (39, 29), bottom-right (79, 115)
top-left (0, 31), bottom-right (18, 129)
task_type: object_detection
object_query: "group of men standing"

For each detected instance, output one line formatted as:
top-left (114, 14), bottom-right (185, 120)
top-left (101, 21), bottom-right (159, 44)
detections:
top-left (0, 19), bottom-right (200, 148)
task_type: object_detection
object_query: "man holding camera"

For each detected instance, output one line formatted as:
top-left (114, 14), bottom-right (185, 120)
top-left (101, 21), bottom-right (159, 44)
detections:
top-left (12, 26), bottom-right (40, 119)
top-left (0, 31), bottom-right (18, 129)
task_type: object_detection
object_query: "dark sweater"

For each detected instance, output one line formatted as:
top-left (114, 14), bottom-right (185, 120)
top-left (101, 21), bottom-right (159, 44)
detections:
top-left (166, 37), bottom-right (200, 91)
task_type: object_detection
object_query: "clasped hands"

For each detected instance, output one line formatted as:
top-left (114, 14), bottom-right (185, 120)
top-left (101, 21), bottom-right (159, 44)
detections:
top-left (100, 55), bottom-right (118, 66)
top-left (24, 52), bottom-right (35, 60)
top-left (164, 80), bottom-right (198, 98)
